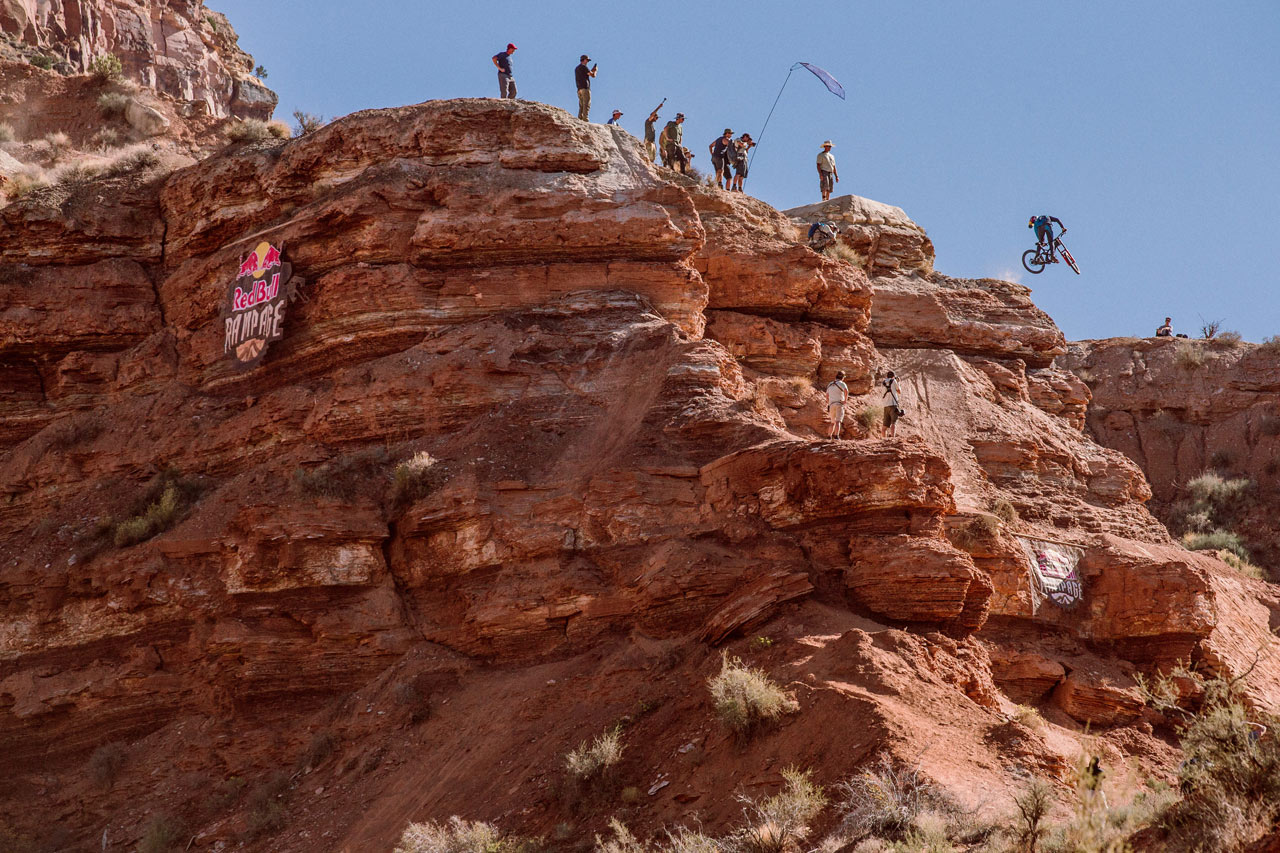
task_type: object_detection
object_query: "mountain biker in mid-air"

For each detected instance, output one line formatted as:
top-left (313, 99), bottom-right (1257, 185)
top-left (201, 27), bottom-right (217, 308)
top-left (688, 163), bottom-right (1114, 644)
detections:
top-left (1028, 215), bottom-right (1064, 262)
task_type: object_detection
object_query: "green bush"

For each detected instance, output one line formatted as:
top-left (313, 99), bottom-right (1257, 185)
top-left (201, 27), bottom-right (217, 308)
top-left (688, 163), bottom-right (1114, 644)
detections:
top-left (0, 122), bottom-right (13, 143)
top-left (30, 54), bottom-right (56, 71)
top-left (1181, 529), bottom-right (1248, 560)
top-left (110, 469), bottom-right (204, 548)
top-left (97, 91), bottom-right (131, 117)
top-left (708, 654), bottom-right (797, 733)
top-left (90, 53), bottom-right (123, 82)
top-left (294, 447), bottom-right (389, 501)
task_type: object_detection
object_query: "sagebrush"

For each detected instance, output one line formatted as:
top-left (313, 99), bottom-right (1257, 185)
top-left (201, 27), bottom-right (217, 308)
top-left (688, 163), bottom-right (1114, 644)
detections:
top-left (708, 654), bottom-right (798, 733)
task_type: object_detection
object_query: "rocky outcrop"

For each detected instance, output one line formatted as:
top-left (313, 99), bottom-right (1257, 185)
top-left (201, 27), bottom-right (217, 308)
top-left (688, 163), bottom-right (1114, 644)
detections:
top-left (0, 0), bottom-right (275, 118)
top-left (786, 195), bottom-right (934, 277)
top-left (1, 100), bottom-right (1278, 851)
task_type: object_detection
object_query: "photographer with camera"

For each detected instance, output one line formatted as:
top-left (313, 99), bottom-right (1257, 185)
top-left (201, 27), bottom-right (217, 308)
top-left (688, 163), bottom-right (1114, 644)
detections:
top-left (575, 55), bottom-right (598, 121)
top-left (644, 99), bottom-right (665, 162)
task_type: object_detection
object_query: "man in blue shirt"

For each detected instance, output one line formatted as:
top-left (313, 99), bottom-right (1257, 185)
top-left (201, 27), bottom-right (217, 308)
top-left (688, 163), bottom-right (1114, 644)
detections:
top-left (492, 44), bottom-right (517, 99)
top-left (1029, 215), bottom-right (1064, 261)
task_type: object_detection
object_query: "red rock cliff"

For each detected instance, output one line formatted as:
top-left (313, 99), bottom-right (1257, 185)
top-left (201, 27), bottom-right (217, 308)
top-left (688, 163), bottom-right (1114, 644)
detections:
top-left (1, 100), bottom-right (1278, 851)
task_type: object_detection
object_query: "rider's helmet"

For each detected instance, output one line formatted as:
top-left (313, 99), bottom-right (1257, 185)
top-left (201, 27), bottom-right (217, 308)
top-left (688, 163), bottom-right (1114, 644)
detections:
top-left (1028, 216), bottom-right (1036, 228)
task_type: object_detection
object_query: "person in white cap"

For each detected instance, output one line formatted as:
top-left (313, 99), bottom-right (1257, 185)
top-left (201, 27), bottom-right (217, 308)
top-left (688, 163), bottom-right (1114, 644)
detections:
top-left (606, 109), bottom-right (623, 126)
top-left (817, 140), bottom-right (838, 201)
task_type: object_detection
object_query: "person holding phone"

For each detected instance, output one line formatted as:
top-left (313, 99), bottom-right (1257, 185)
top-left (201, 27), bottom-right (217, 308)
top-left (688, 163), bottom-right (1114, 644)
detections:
top-left (575, 55), bottom-right (598, 121)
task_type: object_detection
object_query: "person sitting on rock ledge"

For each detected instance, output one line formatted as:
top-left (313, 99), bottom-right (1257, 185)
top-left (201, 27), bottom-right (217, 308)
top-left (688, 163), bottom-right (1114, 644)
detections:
top-left (826, 370), bottom-right (849, 439)
top-left (1155, 317), bottom-right (1173, 337)
top-left (880, 370), bottom-right (902, 438)
top-left (808, 221), bottom-right (839, 252)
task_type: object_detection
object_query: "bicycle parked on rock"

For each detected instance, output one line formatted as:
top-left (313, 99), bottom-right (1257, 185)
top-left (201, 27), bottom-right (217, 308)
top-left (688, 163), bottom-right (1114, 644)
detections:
top-left (1023, 222), bottom-right (1080, 275)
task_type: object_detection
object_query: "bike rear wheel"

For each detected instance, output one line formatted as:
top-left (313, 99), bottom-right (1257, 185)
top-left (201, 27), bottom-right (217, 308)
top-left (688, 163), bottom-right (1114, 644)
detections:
top-left (1022, 249), bottom-right (1045, 274)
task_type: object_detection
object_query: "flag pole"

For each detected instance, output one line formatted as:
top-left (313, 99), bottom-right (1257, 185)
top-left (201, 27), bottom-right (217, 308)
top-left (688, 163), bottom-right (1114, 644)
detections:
top-left (749, 62), bottom-right (801, 170)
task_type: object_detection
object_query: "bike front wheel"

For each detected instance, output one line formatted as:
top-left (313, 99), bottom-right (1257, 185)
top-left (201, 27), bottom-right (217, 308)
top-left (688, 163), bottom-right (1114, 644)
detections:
top-left (1060, 246), bottom-right (1080, 275)
top-left (1022, 249), bottom-right (1045, 274)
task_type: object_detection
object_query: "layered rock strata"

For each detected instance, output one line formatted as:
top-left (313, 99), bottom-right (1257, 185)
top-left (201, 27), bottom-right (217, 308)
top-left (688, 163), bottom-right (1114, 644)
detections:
top-left (0, 100), bottom-right (1277, 850)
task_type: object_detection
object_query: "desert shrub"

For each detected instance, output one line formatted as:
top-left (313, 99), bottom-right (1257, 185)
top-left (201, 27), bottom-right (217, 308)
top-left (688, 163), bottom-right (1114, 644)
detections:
top-left (42, 131), bottom-right (71, 163)
top-left (111, 469), bottom-right (204, 548)
top-left (137, 813), bottom-right (185, 853)
top-left (1258, 336), bottom-right (1280, 355)
top-left (294, 447), bottom-right (389, 501)
top-left (245, 772), bottom-right (290, 838)
top-left (92, 127), bottom-right (123, 149)
top-left (55, 162), bottom-right (101, 190)
top-left (225, 119), bottom-right (273, 142)
top-left (824, 241), bottom-right (865, 267)
top-left (1175, 345), bottom-right (1206, 370)
top-left (992, 499), bottom-right (1020, 526)
top-left (100, 148), bottom-right (161, 178)
top-left (1011, 779), bottom-right (1053, 853)
top-left (5, 166), bottom-right (49, 200)
top-left (0, 122), bottom-right (14, 142)
top-left (1181, 529), bottom-right (1248, 560)
top-left (393, 682), bottom-right (431, 723)
top-left (835, 755), bottom-right (956, 843)
top-left (1181, 509), bottom-right (1213, 533)
top-left (46, 412), bottom-right (104, 451)
top-left (90, 53), bottom-right (123, 82)
top-left (1214, 548), bottom-right (1265, 580)
top-left (391, 451), bottom-right (444, 506)
top-left (728, 768), bottom-right (828, 853)
top-left (1207, 448), bottom-right (1238, 471)
top-left (1151, 408), bottom-right (1187, 437)
top-left (88, 741), bottom-right (126, 786)
top-left (858, 406), bottom-right (882, 431)
top-left (254, 64), bottom-right (269, 78)
top-left (1013, 705), bottom-right (1046, 731)
top-left (267, 120), bottom-right (291, 139)
top-left (565, 726), bottom-right (623, 782)
top-left (950, 515), bottom-right (1000, 550)
top-left (394, 816), bottom-right (528, 853)
top-left (1138, 668), bottom-right (1280, 851)
top-left (30, 54), bottom-right (56, 71)
top-left (97, 91), bottom-right (131, 117)
top-left (1185, 472), bottom-right (1252, 518)
top-left (1209, 330), bottom-right (1243, 349)
top-left (708, 654), bottom-right (797, 734)
top-left (293, 110), bottom-right (326, 136)
top-left (750, 635), bottom-right (774, 651)
top-left (298, 730), bottom-right (337, 770)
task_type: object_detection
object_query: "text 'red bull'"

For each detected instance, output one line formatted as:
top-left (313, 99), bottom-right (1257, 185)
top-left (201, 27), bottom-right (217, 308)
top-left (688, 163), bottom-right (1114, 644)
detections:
top-left (232, 274), bottom-right (281, 312)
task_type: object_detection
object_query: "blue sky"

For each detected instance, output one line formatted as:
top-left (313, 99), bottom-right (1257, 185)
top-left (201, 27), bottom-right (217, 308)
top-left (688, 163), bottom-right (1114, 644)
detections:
top-left (212, 1), bottom-right (1279, 342)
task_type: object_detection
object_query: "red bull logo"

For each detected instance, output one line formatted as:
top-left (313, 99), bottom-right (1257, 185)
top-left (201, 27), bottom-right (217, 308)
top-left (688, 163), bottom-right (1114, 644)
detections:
top-left (222, 241), bottom-right (295, 370)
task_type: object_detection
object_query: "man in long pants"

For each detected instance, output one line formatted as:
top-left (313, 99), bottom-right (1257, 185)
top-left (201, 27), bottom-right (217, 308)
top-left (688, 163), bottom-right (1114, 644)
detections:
top-left (575, 55), bottom-right (596, 121)
top-left (492, 44), bottom-right (517, 98)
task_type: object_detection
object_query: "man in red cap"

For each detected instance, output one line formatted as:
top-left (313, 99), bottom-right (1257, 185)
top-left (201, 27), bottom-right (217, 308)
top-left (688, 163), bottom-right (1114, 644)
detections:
top-left (492, 44), bottom-right (517, 99)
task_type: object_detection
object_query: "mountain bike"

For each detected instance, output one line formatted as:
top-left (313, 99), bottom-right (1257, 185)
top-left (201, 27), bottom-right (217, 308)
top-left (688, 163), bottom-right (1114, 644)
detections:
top-left (1022, 229), bottom-right (1080, 275)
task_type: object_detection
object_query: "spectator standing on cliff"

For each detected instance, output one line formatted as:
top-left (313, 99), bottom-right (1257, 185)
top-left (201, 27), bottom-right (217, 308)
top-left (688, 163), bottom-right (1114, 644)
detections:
top-left (643, 104), bottom-right (662, 162)
top-left (1156, 317), bottom-right (1173, 337)
top-left (881, 370), bottom-right (902, 437)
top-left (817, 140), bottom-right (839, 201)
top-left (709, 128), bottom-right (734, 189)
top-left (663, 113), bottom-right (687, 173)
top-left (492, 44), bottom-right (517, 99)
top-left (575, 55), bottom-right (597, 121)
top-left (730, 133), bottom-right (754, 192)
top-left (826, 371), bottom-right (849, 439)
top-left (606, 109), bottom-right (623, 126)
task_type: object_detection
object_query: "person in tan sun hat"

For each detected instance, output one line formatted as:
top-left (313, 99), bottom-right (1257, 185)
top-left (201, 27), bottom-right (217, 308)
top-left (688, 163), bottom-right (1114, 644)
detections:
top-left (816, 139), bottom-right (838, 201)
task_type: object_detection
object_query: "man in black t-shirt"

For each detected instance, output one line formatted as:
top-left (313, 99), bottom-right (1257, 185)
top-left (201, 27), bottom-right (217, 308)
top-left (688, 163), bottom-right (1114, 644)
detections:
top-left (709, 129), bottom-right (734, 190)
top-left (491, 44), bottom-right (517, 99)
top-left (575, 55), bottom-right (597, 121)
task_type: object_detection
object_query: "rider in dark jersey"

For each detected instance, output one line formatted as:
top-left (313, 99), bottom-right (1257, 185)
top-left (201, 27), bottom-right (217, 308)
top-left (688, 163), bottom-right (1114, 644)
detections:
top-left (1029, 215), bottom-right (1064, 261)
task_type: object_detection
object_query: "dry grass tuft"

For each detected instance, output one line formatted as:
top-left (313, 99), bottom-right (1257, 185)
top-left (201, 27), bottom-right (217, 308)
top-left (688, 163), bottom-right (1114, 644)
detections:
top-left (137, 813), bottom-right (185, 853)
top-left (565, 726), bottom-right (624, 782)
top-left (708, 654), bottom-right (798, 734)
top-left (391, 451), bottom-right (444, 506)
top-left (730, 768), bottom-right (828, 853)
top-left (1175, 344), bottom-right (1206, 370)
top-left (992, 499), bottom-right (1020, 526)
top-left (88, 742), bottom-right (127, 787)
top-left (97, 91), bottom-right (131, 117)
top-left (0, 122), bottom-right (14, 143)
top-left (294, 447), bottom-right (389, 501)
top-left (395, 816), bottom-right (524, 853)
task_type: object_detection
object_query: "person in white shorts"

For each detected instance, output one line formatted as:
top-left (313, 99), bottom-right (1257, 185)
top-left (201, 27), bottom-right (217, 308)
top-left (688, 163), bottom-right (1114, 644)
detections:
top-left (826, 370), bottom-right (849, 439)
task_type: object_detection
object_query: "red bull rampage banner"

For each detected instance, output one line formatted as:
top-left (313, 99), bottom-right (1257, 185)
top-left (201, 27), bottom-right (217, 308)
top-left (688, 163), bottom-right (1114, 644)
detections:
top-left (223, 241), bottom-right (294, 369)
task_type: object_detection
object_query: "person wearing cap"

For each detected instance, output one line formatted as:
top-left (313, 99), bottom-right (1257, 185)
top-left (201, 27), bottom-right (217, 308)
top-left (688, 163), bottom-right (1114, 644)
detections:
top-left (492, 44), bottom-right (517, 99)
top-left (575, 55), bottom-right (597, 121)
top-left (662, 113), bottom-right (687, 173)
top-left (644, 106), bottom-right (661, 162)
top-left (730, 132), bottom-right (754, 192)
top-left (709, 128), bottom-right (735, 190)
top-left (606, 109), bottom-right (623, 126)
top-left (817, 140), bottom-right (839, 201)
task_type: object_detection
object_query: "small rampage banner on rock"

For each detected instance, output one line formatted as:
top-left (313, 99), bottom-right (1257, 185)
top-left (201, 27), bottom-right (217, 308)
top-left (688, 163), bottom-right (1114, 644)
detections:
top-left (1017, 536), bottom-right (1085, 611)
top-left (223, 241), bottom-right (295, 369)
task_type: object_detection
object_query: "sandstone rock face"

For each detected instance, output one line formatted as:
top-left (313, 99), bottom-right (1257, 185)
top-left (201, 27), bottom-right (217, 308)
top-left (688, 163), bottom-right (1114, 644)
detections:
top-left (786, 195), bottom-right (934, 277)
top-left (1063, 337), bottom-right (1280, 573)
top-left (0, 0), bottom-right (275, 118)
top-left (1, 101), bottom-right (1278, 851)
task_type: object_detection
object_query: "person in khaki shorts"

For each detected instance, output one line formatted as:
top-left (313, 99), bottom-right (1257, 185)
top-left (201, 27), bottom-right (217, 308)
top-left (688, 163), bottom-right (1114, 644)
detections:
top-left (816, 140), bottom-right (838, 201)
top-left (826, 370), bottom-right (849, 439)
